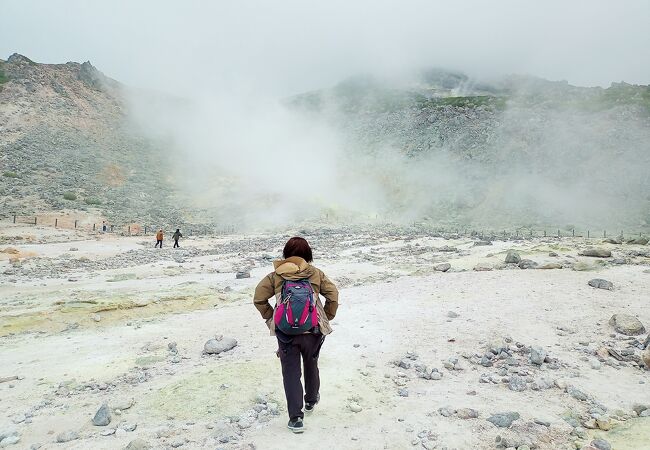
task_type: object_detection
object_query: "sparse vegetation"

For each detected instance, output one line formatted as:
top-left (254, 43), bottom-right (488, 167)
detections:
top-left (84, 197), bottom-right (102, 205)
top-left (0, 69), bottom-right (8, 85)
top-left (3, 171), bottom-right (18, 178)
top-left (63, 192), bottom-right (77, 201)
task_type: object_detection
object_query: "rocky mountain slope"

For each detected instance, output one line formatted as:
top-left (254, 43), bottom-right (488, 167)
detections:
top-left (1, 55), bottom-right (649, 230)
top-left (288, 70), bottom-right (650, 228)
top-left (0, 53), bottom-right (182, 227)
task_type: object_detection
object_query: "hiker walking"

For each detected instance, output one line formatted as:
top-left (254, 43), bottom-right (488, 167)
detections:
top-left (172, 228), bottom-right (182, 248)
top-left (155, 229), bottom-right (164, 248)
top-left (253, 237), bottom-right (339, 433)
top-left (102, 221), bottom-right (107, 232)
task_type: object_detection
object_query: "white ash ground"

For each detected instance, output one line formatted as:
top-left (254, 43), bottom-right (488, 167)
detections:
top-left (1, 224), bottom-right (649, 450)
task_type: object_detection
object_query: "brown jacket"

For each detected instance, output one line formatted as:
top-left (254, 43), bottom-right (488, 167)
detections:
top-left (253, 256), bottom-right (339, 336)
top-left (156, 231), bottom-right (163, 240)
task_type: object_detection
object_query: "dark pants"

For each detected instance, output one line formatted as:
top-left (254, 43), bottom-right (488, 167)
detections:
top-left (276, 332), bottom-right (325, 420)
top-left (173, 239), bottom-right (179, 248)
top-left (155, 240), bottom-right (162, 248)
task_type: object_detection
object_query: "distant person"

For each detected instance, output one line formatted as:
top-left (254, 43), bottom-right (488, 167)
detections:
top-left (155, 229), bottom-right (164, 248)
top-left (253, 237), bottom-right (339, 434)
top-left (102, 221), bottom-right (107, 232)
top-left (172, 229), bottom-right (182, 248)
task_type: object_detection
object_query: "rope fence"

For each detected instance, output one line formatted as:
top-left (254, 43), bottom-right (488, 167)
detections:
top-left (2, 214), bottom-right (236, 237)
top-left (1, 214), bottom-right (647, 241)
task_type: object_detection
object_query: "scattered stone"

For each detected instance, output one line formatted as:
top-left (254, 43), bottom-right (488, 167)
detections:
top-left (609, 314), bottom-right (646, 336)
top-left (348, 402), bottom-right (363, 413)
top-left (0, 435), bottom-right (20, 447)
top-left (549, 251), bottom-right (558, 257)
top-left (397, 388), bottom-right (409, 397)
top-left (473, 263), bottom-right (492, 271)
top-left (456, 408), bottom-right (479, 419)
top-left (92, 403), bottom-right (111, 426)
top-left (504, 250), bottom-right (521, 264)
top-left (113, 398), bottom-right (135, 411)
top-left (204, 337), bottom-right (238, 355)
top-left (534, 418), bottom-right (551, 427)
top-left (438, 407), bottom-right (455, 417)
top-left (447, 311), bottom-right (459, 318)
top-left (589, 359), bottom-right (602, 370)
top-left (487, 412), bottom-right (520, 428)
top-left (508, 375), bottom-right (527, 392)
top-left (121, 423), bottom-right (137, 432)
top-left (473, 240), bottom-right (492, 246)
top-left (596, 417), bottom-right (613, 431)
top-left (590, 438), bottom-right (612, 450)
top-left (579, 248), bottom-right (612, 258)
top-left (603, 238), bottom-right (622, 245)
top-left (588, 279), bottom-right (613, 290)
top-left (643, 347), bottom-right (650, 369)
top-left (124, 439), bottom-right (152, 450)
top-left (434, 263), bottom-right (451, 272)
top-left (518, 259), bottom-right (538, 269)
top-left (235, 271), bottom-right (250, 279)
top-left (567, 385), bottom-right (588, 401)
top-left (56, 431), bottom-right (79, 443)
top-left (539, 262), bottom-right (562, 269)
top-left (627, 237), bottom-right (649, 245)
top-left (529, 347), bottom-right (546, 365)
top-left (0, 430), bottom-right (18, 444)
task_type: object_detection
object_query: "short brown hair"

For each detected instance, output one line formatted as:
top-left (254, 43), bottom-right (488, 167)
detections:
top-left (283, 237), bottom-right (313, 262)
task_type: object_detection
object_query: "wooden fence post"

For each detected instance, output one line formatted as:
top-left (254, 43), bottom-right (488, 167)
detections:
top-left (93, 223), bottom-right (96, 231)
top-left (34, 217), bottom-right (37, 225)
top-left (587, 230), bottom-right (590, 238)
top-left (13, 215), bottom-right (16, 223)
top-left (55, 218), bottom-right (58, 228)
top-left (74, 220), bottom-right (78, 228)
top-left (128, 225), bottom-right (131, 235)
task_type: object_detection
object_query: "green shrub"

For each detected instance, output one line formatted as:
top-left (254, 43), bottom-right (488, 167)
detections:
top-left (3, 171), bottom-right (18, 178)
top-left (0, 70), bottom-right (8, 85)
top-left (84, 197), bottom-right (102, 205)
top-left (63, 192), bottom-right (77, 201)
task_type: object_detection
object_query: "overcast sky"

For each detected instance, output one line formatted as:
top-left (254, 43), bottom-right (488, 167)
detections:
top-left (2, 0), bottom-right (649, 96)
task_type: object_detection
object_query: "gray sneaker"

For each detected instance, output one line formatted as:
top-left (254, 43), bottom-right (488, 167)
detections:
top-left (305, 394), bottom-right (320, 413)
top-left (287, 417), bottom-right (304, 433)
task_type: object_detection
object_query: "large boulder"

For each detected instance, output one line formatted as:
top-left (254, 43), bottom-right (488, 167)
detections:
top-left (579, 248), bottom-right (611, 258)
top-left (627, 237), bottom-right (649, 245)
top-left (609, 314), bottom-right (646, 336)
top-left (92, 403), bottom-right (111, 426)
top-left (434, 263), bottom-right (451, 272)
top-left (518, 259), bottom-right (538, 269)
top-left (204, 337), bottom-right (238, 355)
top-left (504, 250), bottom-right (521, 264)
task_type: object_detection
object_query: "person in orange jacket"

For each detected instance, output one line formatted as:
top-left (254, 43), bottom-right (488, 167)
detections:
top-left (155, 229), bottom-right (164, 248)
